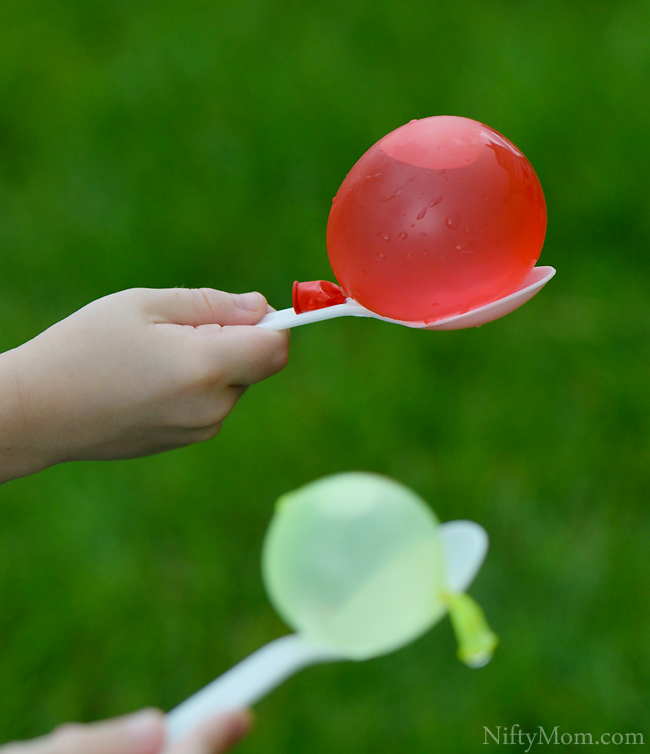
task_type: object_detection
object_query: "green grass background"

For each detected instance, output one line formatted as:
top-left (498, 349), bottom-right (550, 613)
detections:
top-left (1, 0), bottom-right (649, 750)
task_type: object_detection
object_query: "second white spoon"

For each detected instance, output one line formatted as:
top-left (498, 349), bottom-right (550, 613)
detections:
top-left (165, 518), bottom-right (489, 744)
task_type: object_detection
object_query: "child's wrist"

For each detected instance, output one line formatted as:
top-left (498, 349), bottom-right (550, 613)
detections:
top-left (0, 346), bottom-right (53, 483)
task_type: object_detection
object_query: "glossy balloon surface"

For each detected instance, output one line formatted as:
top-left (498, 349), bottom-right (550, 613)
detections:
top-left (262, 473), bottom-right (446, 659)
top-left (327, 116), bottom-right (547, 321)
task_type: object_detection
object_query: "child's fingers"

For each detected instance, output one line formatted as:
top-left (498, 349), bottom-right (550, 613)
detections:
top-left (197, 325), bottom-right (290, 386)
top-left (165, 711), bottom-right (252, 754)
top-left (14, 710), bottom-right (165, 754)
top-left (141, 288), bottom-right (270, 327)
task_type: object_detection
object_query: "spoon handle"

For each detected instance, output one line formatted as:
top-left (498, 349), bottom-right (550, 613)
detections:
top-left (256, 301), bottom-right (375, 330)
top-left (166, 635), bottom-right (341, 744)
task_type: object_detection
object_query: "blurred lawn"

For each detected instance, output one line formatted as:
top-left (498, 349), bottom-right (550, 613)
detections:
top-left (1, 0), bottom-right (649, 750)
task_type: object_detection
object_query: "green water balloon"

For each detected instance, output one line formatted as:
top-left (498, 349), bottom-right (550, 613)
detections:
top-left (263, 472), bottom-right (447, 659)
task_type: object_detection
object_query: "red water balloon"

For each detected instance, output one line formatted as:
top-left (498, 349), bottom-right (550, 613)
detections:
top-left (326, 116), bottom-right (547, 322)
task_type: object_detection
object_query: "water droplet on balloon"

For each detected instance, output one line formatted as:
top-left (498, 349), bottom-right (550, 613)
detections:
top-left (378, 232), bottom-right (391, 242)
top-left (416, 207), bottom-right (427, 220)
top-left (429, 195), bottom-right (443, 207)
top-left (455, 242), bottom-right (476, 254)
top-left (374, 173), bottom-right (382, 180)
top-left (382, 187), bottom-right (404, 202)
top-left (398, 232), bottom-right (408, 240)
top-left (376, 251), bottom-right (385, 260)
top-left (445, 212), bottom-right (461, 230)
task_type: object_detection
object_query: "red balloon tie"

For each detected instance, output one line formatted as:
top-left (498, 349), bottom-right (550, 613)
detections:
top-left (292, 280), bottom-right (348, 314)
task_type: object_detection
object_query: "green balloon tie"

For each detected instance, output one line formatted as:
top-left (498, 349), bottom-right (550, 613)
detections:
top-left (444, 592), bottom-right (499, 668)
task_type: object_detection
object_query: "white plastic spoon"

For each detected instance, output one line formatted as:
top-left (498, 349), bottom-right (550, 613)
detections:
top-left (257, 266), bottom-right (555, 332)
top-left (166, 474), bottom-right (494, 744)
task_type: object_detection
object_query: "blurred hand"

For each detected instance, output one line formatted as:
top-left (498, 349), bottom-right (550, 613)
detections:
top-left (0, 288), bottom-right (289, 482)
top-left (0, 708), bottom-right (251, 754)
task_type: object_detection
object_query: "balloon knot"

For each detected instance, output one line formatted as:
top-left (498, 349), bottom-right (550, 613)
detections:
top-left (292, 280), bottom-right (347, 314)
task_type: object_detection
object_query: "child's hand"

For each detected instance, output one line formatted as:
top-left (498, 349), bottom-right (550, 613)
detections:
top-left (0, 288), bottom-right (289, 482)
top-left (0, 708), bottom-right (251, 754)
